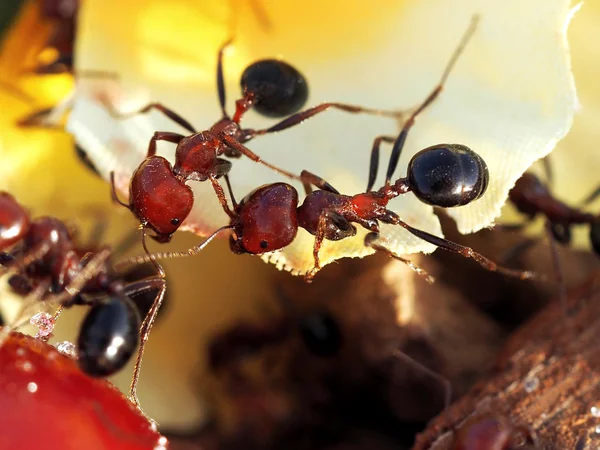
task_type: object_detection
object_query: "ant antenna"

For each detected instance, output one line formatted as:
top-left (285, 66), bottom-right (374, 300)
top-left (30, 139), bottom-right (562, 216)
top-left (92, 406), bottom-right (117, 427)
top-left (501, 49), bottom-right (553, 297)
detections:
top-left (128, 229), bottom-right (167, 407)
top-left (384, 15), bottom-right (480, 187)
top-left (391, 349), bottom-right (452, 412)
top-left (116, 225), bottom-right (233, 269)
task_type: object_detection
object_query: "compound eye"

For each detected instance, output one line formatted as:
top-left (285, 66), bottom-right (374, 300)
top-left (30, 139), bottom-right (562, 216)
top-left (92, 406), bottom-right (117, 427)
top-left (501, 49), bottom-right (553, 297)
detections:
top-left (241, 59), bottom-right (308, 118)
top-left (299, 313), bottom-right (342, 356)
top-left (407, 144), bottom-right (489, 208)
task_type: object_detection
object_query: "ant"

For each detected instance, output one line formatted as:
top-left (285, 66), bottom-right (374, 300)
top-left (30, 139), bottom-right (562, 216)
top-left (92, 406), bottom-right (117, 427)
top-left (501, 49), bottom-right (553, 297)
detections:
top-left (108, 39), bottom-right (404, 244)
top-left (125, 16), bottom-right (537, 283)
top-left (506, 171), bottom-right (600, 303)
top-left (0, 191), bottom-right (165, 408)
top-left (449, 416), bottom-right (538, 450)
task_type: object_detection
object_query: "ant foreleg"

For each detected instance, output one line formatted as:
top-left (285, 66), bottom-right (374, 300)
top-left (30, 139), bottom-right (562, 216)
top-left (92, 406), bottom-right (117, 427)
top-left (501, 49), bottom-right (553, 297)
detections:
top-left (545, 220), bottom-right (567, 313)
top-left (580, 184), bottom-right (600, 207)
top-left (385, 16), bottom-right (479, 184)
top-left (305, 212), bottom-right (329, 283)
top-left (146, 131), bottom-right (184, 157)
top-left (364, 232), bottom-right (434, 284)
top-left (300, 170), bottom-right (340, 196)
top-left (110, 172), bottom-right (130, 208)
top-left (209, 176), bottom-right (236, 218)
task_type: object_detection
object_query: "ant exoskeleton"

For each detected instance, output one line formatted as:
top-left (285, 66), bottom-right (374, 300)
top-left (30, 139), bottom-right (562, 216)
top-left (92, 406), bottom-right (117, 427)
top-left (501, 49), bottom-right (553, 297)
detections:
top-left (108, 39), bottom-right (404, 244)
top-left (449, 416), bottom-right (538, 450)
top-left (506, 171), bottom-right (600, 303)
top-left (0, 191), bottom-right (165, 408)
top-left (124, 16), bottom-right (537, 283)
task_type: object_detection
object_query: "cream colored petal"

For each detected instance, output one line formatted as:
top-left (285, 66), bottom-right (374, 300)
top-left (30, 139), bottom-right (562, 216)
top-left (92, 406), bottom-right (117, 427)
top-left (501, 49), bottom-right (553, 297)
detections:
top-left (68, 0), bottom-right (576, 276)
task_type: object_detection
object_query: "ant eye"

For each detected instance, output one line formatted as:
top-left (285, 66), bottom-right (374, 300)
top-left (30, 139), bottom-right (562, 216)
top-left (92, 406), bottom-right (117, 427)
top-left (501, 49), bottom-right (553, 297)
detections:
top-left (241, 59), bottom-right (308, 118)
top-left (259, 240), bottom-right (269, 249)
top-left (590, 222), bottom-right (600, 257)
top-left (77, 295), bottom-right (141, 377)
top-left (299, 313), bottom-right (342, 356)
top-left (170, 218), bottom-right (180, 226)
top-left (407, 144), bottom-right (489, 208)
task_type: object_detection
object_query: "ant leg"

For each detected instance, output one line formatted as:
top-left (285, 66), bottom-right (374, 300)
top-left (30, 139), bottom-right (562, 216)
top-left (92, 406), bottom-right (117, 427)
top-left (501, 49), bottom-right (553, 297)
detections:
top-left (384, 211), bottom-right (542, 280)
top-left (219, 133), bottom-right (301, 180)
top-left (300, 170), bottom-right (340, 196)
top-left (545, 220), bottom-right (567, 313)
top-left (541, 155), bottom-right (554, 186)
top-left (209, 175), bottom-right (236, 218)
top-left (305, 213), bottom-right (329, 282)
top-left (500, 237), bottom-right (539, 264)
top-left (146, 131), bottom-right (184, 158)
top-left (110, 172), bottom-right (130, 208)
top-left (223, 174), bottom-right (238, 209)
top-left (243, 103), bottom-right (408, 141)
top-left (364, 232), bottom-right (434, 284)
top-left (128, 230), bottom-right (167, 407)
top-left (367, 136), bottom-right (396, 192)
top-left (385, 16), bottom-right (479, 184)
top-left (105, 102), bottom-right (196, 134)
top-left (391, 349), bottom-right (452, 411)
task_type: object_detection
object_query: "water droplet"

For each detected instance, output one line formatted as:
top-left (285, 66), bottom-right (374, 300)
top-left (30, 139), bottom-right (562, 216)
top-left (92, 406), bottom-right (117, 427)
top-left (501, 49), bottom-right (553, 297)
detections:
top-left (149, 421), bottom-right (158, 432)
top-left (18, 360), bottom-right (34, 373)
top-left (524, 376), bottom-right (539, 393)
top-left (16, 348), bottom-right (26, 357)
top-left (154, 436), bottom-right (168, 450)
top-left (30, 313), bottom-right (55, 339)
top-left (27, 382), bottom-right (38, 393)
top-left (591, 406), bottom-right (600, 418)
top-left (55, 341), bottom-right (77, 358)
top-left (595, 425), bottom-right (600, 435)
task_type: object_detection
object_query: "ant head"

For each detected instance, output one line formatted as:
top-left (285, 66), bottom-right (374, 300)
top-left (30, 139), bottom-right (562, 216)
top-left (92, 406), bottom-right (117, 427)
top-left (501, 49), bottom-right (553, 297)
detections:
top-left (240, 59), bottom-right (308, 118)
top-left (77, 295), bottom-right (141, 377)
top-left (0, 192), bottom-right (30, 251)
top-left (129, 157), bottom-right (193, 241)
top-left (230, 183), bottom-right (299, 255)
top-left (407, 144), bottom-right (489, 208)
top-left (299, 312), bottom-right (342, 357)
top-left (590, 222), bottom-right (600, 257)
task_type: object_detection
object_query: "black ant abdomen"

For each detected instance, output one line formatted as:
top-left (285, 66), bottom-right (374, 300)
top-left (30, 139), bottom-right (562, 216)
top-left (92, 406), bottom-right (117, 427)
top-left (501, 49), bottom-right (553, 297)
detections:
top-left (407, 144), bottom-right (489, 208)
top-left (299, 312), bottom-right (342, 357)
top-left (230, 183), bottom-right (299, 254)
top-left (240, 59), bottom-right (309, 118)
top-left (77, 295), bottom-right (141, 377)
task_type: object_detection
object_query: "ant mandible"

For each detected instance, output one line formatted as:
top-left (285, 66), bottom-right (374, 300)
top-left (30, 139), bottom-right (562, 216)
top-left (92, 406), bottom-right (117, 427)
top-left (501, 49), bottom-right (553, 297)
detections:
top-left (0, 191), bottom-right (165, 408)
top-left (124, 16), bottom-right (537, 283)
top-left (108, 39), bottom-right (404, 244)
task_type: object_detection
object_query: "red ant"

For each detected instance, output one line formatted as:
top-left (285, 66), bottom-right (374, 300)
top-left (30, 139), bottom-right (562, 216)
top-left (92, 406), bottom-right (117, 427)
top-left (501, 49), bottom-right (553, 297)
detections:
top-left (506, 171), bottom-right (600, 303)
top-left (124, 17), bottom-right (537, 283)
top-left (449, 416), bottom-right (538, 450)
top-left (108, 39), bottom-right (404, 244)
top-left (0, 191), bottom-right (165, 408)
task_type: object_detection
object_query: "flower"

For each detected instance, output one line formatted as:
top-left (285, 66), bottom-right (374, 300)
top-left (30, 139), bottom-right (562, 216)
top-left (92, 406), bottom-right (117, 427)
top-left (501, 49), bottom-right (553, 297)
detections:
top-left (68, 0), bottom-right (577, 276)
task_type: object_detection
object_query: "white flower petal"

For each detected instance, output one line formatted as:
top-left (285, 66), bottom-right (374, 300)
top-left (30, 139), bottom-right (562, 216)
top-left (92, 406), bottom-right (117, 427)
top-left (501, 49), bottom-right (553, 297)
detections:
top-left (68, 0), bottom-right (576, 275)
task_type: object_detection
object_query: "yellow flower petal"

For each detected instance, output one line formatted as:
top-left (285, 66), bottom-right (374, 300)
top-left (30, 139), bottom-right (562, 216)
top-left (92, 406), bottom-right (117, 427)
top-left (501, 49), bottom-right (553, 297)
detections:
top-left (68, 0), bottom-right (576, 276)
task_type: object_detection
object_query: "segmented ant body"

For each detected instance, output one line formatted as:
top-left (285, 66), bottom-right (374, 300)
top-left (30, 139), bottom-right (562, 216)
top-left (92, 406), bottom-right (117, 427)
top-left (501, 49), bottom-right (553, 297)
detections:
top-left (0, 191), bottom-right (165, 406)
top-left (450, 416), bottom-right (538, 450)
top-left (508, 172), bottom-right (600, 256)
top-left (110, 40), bottom-right (403, 243)
top-left (129, 17), bottom-right (535, 282)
